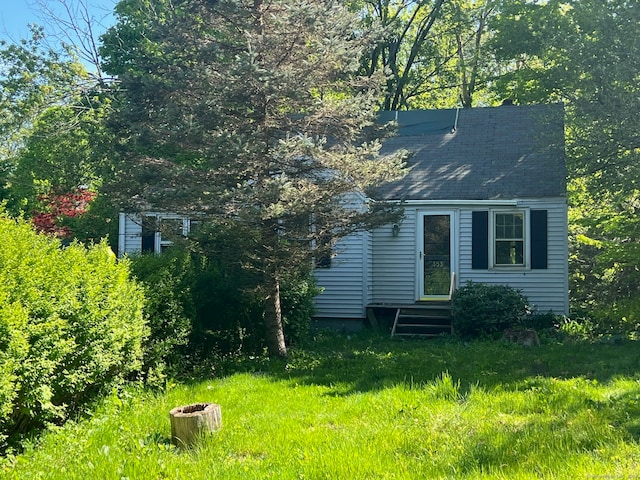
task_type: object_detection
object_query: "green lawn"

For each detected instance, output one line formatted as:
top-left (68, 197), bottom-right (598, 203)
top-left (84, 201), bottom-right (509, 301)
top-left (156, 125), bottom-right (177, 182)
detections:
top-left (3, 332), bottom-right (640, 479)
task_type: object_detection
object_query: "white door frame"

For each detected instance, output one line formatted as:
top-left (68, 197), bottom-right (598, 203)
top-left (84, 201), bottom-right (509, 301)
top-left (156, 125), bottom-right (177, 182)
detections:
top-left (416, 210), bottom-right (458, 301)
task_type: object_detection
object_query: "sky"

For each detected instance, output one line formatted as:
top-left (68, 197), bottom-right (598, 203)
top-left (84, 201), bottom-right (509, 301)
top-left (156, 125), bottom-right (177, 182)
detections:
top-left (0, 0), bottom-right (116, 44)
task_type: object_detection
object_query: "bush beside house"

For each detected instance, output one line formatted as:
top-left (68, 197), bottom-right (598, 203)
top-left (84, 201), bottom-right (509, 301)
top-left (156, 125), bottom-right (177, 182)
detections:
top-left (452, 281), bottom-right (530, 339)
top-left (129, 248), bottom-right (320, 365)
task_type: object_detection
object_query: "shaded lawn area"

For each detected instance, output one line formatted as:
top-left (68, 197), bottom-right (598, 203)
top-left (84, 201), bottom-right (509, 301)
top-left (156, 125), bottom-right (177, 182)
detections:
top-left (231, 332), bottom-right (640, 400)
top-left (3, 332), bottom-right (640, 479)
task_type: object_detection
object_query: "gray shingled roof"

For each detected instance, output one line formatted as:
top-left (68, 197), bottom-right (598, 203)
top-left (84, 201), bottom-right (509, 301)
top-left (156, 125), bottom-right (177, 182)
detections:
top-left (374, 103), bottom-right (566, 201)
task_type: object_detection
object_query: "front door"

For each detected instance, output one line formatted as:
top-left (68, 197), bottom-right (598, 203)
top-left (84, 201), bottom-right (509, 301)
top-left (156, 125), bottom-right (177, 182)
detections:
top-left (419, 212), bottom-right (455, 300)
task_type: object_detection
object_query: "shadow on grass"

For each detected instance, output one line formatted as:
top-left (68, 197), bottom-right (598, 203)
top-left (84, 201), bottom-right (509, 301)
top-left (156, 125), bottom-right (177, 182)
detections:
top-left (257, 331), bottom-right (640, 395)
top-left (268, 331), bottom-right (640, 445)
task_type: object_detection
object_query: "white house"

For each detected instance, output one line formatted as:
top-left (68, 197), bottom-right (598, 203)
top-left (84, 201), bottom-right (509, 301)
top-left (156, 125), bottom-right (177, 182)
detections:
top-left (313, 104), bottom-right (568, 332)
top-left (118, 212), bottom-right (191, 257)
top-left (118, 104), bottom-right (568, 333)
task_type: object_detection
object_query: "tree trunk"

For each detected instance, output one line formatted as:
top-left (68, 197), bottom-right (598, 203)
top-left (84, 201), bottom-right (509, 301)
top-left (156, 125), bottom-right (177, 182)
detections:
top-left (169, 403), bottom-right (222, 448)
top-left (264, 273), bottom-right (287, 357)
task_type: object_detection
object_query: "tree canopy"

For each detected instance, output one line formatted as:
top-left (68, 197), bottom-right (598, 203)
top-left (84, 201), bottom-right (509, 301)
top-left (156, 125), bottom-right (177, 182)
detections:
top-left (490, 0), bottom-right (640, 328)
top-left (100, 0), bottom-right (407, 356)
top-left (360, 0), bottom-right (499, 109)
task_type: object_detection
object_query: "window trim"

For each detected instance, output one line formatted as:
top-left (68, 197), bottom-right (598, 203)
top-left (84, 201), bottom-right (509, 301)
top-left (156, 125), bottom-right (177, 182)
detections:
top-left (488, 209), bottom-right (530, 269)
top-left (142, 213), bottom-right (190, 254)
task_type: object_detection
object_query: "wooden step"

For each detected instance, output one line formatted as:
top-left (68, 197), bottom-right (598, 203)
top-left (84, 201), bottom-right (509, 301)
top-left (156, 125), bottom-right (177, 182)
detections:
top-left (391, 304), bottom-right (453, 337)
top-left (393, 321), bottom-right (453, 336)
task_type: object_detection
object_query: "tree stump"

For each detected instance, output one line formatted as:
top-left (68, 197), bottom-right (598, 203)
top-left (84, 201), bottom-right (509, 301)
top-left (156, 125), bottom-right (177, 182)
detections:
top-left (169, 403), bottom-right (222, 447)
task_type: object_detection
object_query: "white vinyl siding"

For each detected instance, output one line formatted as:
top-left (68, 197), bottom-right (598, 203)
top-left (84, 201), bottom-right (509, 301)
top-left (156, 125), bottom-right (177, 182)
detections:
top-left (368, 198), bottom-right (568, 315)
top-left (370, 209), bottom-right (417, 305)
top-left (313, 192), bottom-right (373, 318)
top-left (364, 229), bottom-right (373, 307)
top-left (117, 212), bottom-right (190, 256)
top-left (118, 213), bottom-right (144, 256)
top-left (119, 196), bottom-right (569, 319)
top-left (313, 231), bottom-right (371, 318)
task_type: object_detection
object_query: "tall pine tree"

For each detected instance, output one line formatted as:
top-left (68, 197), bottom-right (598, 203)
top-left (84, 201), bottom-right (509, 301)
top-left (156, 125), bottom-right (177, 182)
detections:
top-left (101, 0), bottom-right (406, 356)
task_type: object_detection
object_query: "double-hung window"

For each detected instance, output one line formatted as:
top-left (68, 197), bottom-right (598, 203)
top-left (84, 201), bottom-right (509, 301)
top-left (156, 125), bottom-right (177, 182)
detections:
top-left (494, 212), bottom-right (525, 266)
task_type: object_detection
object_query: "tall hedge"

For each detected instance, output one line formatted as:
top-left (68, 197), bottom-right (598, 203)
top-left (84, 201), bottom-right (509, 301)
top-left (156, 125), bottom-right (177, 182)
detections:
top-left (128, 249), bottom-right (194, 379)
top-left (0, 215), bottom-right (146, 447)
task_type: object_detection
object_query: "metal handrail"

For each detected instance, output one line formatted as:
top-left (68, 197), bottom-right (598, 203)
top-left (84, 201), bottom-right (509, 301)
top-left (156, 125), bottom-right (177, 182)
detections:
top-left (448, 271), bottom-right (457, 300)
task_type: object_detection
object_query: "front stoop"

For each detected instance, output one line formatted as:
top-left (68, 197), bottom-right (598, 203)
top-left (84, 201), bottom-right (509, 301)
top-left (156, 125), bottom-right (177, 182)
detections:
top-left (390, 301), bottom-right (453, 337)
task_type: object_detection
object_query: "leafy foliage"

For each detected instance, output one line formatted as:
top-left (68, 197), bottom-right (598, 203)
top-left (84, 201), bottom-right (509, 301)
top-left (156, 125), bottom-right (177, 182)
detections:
top-left (129, 241), bottom-right (321, 366)
top-left (452, 281), bottom-right (530, 339)
top-left (188, 223), bottom-right (321, 354)
top-left (6, 0), bottom-right (640, 361)
top-left (31, 189), bottom-right (97, 237)
top-left (3, 97), bottom-right (120, 243)
top-left (0, 213), bottom-right (146, 448)
top-left (128, 250), bottom-right (195, 382)
top-left (100, 0), bottom-right (407, 356)
top-left (280, 269), bottom-right (322, 344)
top-left (360, 0), bottom-right (498, 109)
top-left (0, 27), bottom-right (89, 159)
top-left (489, 0), bottom-right (640, 332)
top-left (0, 24), bottom-right (121, 247)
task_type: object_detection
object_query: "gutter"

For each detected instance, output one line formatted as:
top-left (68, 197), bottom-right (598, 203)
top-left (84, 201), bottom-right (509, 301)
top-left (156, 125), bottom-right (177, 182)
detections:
top-left (382, 199), bottom-right (519, 207)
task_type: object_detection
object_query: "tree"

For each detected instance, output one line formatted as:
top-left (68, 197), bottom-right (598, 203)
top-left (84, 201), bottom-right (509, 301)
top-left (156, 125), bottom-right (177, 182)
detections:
top-left (564, 0), bottom-right (640, 327)
top-left (487, 0), bottom-right (573, 105)
top-left (453, 0), bottom-right (496, 107)
top-left (0, 27), bottom-right (89, 161)
top-left (29, 0), bottom-right (117, 83)
top-left (0, 0), bottom-right (116, 158)
top-left (489, 0), bottom-right (640, 327)
top-left (360, 0), bottom-right (446, 109)
top-left (31, 189), bottom-right (97, 237)
top-left (1, 92), bottom-right (120, 243)
top-left (359, 0), bottom-right (498, 109)
top-left (101, 0), bottom-right (407, 356)
top-left (0, 1), bottom-right (123, 244)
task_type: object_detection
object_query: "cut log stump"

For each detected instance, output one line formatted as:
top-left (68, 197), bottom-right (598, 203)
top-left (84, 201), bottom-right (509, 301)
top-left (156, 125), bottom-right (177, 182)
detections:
top-left (169, 403), bottom-right (222, 447)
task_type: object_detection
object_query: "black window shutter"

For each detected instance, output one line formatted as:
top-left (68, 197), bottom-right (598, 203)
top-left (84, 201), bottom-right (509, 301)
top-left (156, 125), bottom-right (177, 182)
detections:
top-left (472, 211), bottom-right (489, 269)
top-left (530, 209), bottom-right (548, 269)
top-left (141, 223), bottom-right (155, 253)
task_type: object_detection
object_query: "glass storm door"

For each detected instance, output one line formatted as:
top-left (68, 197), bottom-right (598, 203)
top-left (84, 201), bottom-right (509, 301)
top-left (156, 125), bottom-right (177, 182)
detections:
top-left (420, 212), bottom-right (454, 299)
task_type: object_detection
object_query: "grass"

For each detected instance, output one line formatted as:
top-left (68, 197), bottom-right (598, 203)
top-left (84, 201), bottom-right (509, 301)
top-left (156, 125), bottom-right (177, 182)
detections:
top-left (3, 332), bottom-right (640, 479)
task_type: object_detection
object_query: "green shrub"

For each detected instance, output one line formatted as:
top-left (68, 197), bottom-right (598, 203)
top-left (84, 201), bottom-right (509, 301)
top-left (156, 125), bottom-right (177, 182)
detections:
top-left (130, 246), bottom-right (268, 358)
top-left (189, 221), bottom-right (319, 354)
top-left (452, 281), bottom-right (530, 339)
top-left (0, 214), bottom-right (146, 448)
top-left (190, 263), bottom-right (319, 354)
top-left (129, 250), bottom-right (194, 381)
top-left (130, 243), bottom-right (320, 362)
top-left (281, 268), bottom-right (321, 345)
top-left (523, 311), bottom-right (563, 331)
top-left (558, 316), bottom-right (595, 341)
top-left (586, 297), bottom-right (640, 337)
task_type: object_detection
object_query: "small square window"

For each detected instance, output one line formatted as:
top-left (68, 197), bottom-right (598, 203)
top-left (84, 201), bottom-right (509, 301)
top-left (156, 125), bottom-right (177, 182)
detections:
top-left (142, 214), bottom-right (190, 254)
top-left (314, 233), bottom-right (332, 268)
